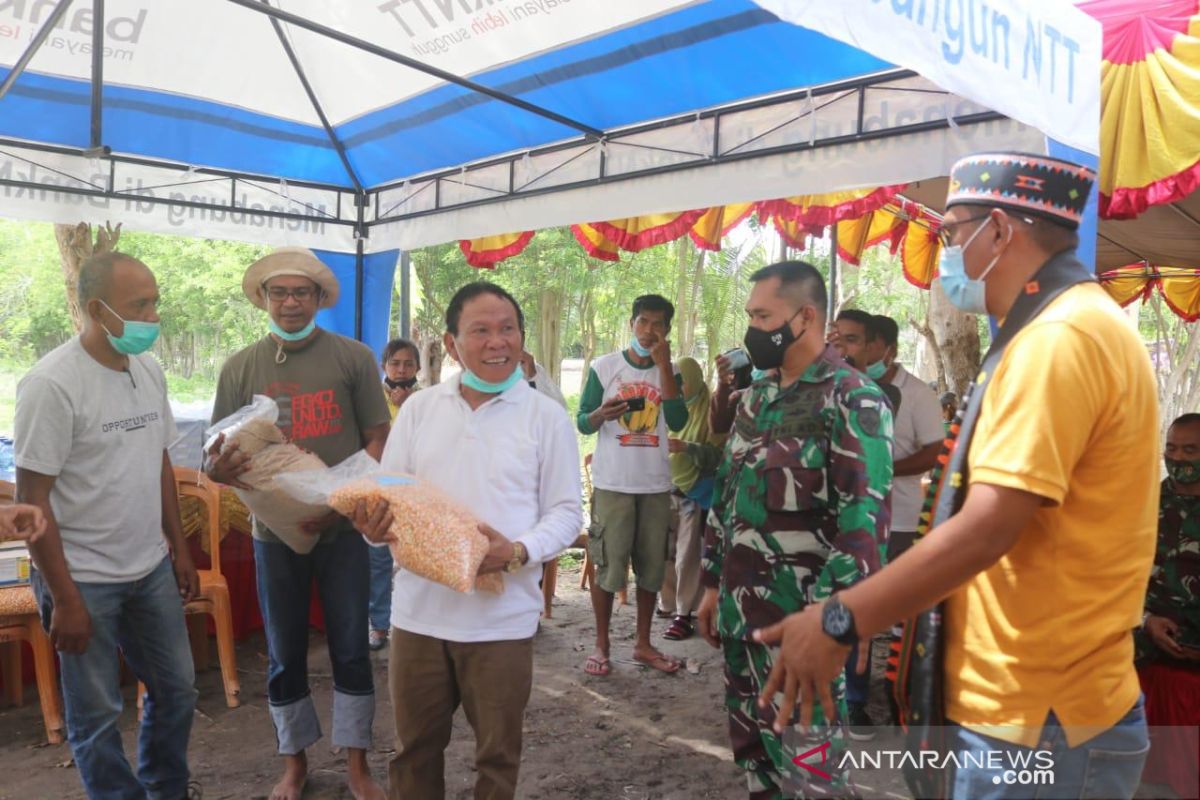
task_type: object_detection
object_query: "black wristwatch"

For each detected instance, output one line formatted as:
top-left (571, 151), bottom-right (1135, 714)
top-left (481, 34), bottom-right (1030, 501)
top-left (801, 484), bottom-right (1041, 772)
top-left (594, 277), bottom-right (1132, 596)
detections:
top-left (821, 596), bottom-right (859, 646)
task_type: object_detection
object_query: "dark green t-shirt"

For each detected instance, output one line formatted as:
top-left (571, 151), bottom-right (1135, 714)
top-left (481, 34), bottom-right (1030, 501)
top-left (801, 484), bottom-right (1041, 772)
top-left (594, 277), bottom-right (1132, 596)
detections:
top-left (212, 329), bottom-right (391, 544)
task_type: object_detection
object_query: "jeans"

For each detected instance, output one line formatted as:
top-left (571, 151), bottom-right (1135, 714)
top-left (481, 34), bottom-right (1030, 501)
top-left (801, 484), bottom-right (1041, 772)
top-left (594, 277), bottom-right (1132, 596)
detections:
top-left (32, 557), bottom-right (197, 800)
top-left (367, 544), bottom-right (394, 632)
top-left (844, 640), bottom-right (869, 708)
top-left (949, 695), bottom-right (1150, 799)
top-left (254, 526), bottom-right (374, 755)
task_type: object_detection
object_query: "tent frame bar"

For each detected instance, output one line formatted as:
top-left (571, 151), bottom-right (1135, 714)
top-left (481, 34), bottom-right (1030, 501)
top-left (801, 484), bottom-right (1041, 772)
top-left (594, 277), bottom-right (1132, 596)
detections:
top-left (224, 0), bottom-right (604, 140)
top-left (369, 109), bottom-right (1006, 226)
top-left (90, 0), bottom-right (104, 150)
top-left (367, 68), bottom-right (920, 196)
top-left (0, 137), bottom-right (355, 194)
top-left (0, 0), bottom-right (75, 102)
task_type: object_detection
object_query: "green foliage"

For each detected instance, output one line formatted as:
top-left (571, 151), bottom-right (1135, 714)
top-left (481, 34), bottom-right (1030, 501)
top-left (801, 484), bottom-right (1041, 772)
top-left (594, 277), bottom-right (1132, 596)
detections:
top-left (0, 221), bottom-right (73, 361)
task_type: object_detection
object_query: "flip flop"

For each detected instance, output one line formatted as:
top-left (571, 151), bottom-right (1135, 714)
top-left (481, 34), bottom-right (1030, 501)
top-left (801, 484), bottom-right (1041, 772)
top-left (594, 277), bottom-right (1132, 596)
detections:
top-left (663, 615), bottom-right (695, 641)
top-left (584, 655), bottom-right (611, 676)
top-left (634, 652), bottom-right (682, 674)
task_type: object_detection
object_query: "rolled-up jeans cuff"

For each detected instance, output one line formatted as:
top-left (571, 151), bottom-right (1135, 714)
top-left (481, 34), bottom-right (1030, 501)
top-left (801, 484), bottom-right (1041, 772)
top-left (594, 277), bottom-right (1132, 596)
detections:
top-left (270, 694), bottom-right (322, 755)
top-left (332, 689), bottom-right (375, 750)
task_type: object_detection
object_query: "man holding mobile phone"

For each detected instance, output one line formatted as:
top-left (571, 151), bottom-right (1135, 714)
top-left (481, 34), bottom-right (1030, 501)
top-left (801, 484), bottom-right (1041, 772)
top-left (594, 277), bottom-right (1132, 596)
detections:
top-left (1139, 413), bottom-right (1200, 666)
top-left (577, 294), bottom-right (688, 677)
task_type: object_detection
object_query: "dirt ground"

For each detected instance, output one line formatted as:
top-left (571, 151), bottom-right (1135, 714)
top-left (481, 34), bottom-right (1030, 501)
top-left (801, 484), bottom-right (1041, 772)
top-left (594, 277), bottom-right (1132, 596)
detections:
top-left (4, 566), bottom-right (1177, 800)
top-left (0, 561), bottom-right (921, 800)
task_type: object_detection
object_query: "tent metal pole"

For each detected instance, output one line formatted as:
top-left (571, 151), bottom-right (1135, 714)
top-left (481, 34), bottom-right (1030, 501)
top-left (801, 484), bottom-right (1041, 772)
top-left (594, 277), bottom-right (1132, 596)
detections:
top-left (90, 0), bottom-right (104, 149)
top-left (355, 238), bottom-right (365, 341)
top-left (399, 251), bottom-right (411, 340)
top-left (354, 190), bottom-right (368, 341)
top-left (0, 0), bottom-right (75, 102)
top-left (264, 2), bottom-right (362, 192)
top-left (828, 226), bottom-right (839, 321)
top-left (224, 0), bottom-right (604, 139)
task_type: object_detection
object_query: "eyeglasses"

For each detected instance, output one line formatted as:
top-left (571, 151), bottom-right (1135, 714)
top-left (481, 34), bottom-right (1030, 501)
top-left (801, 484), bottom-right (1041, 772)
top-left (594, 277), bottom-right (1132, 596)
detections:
top-left (935, 214), bottom-right (992, 249)
top-left (936, 212), bottom-right (1037, 248)
top-left (265, 286), bottom-right (319, 302)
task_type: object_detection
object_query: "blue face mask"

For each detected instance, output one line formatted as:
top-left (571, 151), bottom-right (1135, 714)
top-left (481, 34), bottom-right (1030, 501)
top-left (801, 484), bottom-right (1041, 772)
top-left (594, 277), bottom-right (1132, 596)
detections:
top-left (99, 300), bottom-right (160, 355)
top-left (938, 217), bottom-right (1007, 315)
top-left (865, 360), bottom-right (888, 381)
top-left (461, 364), bottom-right (524, 394)
top-left (269, 318), bottom-right (316, 342)
top-left (630, 338), bottom-right (653, 358)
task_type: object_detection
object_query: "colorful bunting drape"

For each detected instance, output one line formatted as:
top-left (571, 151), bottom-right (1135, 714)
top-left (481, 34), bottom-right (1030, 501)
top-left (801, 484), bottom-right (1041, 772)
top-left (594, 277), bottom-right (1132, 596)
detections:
top-left (460, 186), bottom-right (910, 268)
top-left (689, 203), bottom-right (755, 251)
top-left (459, 231), bottom-right (536, 268)
top-left (1079, 1), bottom-right (1200, 219)
top-left (1099, 265), bottom-right (1200, 321)
top-left (835, 199), bottom-right (943, 290)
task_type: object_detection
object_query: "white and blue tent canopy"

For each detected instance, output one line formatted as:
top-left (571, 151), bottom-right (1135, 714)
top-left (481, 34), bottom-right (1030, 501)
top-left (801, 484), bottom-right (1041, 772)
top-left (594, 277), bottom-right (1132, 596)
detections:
top-left (0, 0), bottom-right (1101, 355)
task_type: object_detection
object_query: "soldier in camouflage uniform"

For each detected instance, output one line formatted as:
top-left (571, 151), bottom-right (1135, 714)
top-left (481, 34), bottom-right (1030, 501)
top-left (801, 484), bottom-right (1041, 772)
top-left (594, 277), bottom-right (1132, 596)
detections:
top-left (698, 261), bottom-right (894, 800)
top-left (1138, 413), bottom-right (1200, 664)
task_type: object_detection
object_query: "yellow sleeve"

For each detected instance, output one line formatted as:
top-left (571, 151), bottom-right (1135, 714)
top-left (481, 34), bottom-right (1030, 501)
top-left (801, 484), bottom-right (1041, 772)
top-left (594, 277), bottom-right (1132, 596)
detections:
top-left (968, 321), bottom-right (1111, 505)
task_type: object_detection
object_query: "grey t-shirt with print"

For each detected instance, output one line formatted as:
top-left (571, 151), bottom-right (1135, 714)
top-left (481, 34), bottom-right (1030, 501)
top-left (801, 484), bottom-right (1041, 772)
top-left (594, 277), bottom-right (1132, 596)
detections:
top-left (15, 338), bottom-right (176, 583)
top-left (212, 329), bottom-right (391, 544)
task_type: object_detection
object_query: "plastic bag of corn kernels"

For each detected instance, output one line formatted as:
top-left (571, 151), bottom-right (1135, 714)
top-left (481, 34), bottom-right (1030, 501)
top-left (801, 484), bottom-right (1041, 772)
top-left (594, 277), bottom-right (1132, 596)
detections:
top-left (327, 475), bottom-right (503, 594)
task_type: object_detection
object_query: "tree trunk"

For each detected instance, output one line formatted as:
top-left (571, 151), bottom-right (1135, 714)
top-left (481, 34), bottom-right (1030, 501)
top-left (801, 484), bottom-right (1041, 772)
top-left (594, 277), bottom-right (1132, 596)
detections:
top-left (536, 288), bottom-right (563, 385)
top-left (925, 278), bottom-right (981, 397)
top-left (579, 286), bottom-right (596, 382)
top-left (685, 248), bottom-right (705, 358)
top-left (53, 222), bottom-right (122, 332)
top-left (413, 324), bottom-right (443, 387)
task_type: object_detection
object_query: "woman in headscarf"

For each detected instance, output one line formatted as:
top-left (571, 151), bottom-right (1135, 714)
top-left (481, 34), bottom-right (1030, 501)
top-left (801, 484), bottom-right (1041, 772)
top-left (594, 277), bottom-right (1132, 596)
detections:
top-left (659, 357), bottom-right (727, 640)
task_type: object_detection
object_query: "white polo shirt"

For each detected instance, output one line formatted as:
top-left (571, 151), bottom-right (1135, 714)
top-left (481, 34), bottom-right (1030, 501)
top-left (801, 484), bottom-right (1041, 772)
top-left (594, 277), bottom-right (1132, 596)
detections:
top-left (381, 375), bottom-right (582, 642)
top-left (887, 364), bottom-right (946, 532)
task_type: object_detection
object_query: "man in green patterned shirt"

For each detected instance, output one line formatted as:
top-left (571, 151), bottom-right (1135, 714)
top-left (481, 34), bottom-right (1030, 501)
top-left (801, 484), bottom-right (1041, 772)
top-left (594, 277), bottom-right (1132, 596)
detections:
top-left (1139, 413), bottom-right (1200, 664)
top-left (698, 261), bottom-right (894, 799)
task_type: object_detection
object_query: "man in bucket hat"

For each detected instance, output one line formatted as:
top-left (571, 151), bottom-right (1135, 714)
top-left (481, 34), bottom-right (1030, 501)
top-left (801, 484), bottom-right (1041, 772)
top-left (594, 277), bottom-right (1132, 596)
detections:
top-left (206, 247), bottom-right (391, 800)
top-left (752, 153), bottom-right (1158, 799)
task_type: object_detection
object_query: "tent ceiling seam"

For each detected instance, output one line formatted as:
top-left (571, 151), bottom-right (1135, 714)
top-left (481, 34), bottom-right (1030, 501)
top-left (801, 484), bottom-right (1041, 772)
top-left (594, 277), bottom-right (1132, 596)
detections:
top-left (263, 0), bottom-right (363, 193)
top-left (225, 0), bottom-right (605, 140)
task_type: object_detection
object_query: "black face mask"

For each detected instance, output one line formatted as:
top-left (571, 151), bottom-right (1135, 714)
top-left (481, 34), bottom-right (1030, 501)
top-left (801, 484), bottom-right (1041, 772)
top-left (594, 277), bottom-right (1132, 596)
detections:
top-left (384, 376), bottom-right (417, 390)
top-left (743, 310), bottom-right (805, 370)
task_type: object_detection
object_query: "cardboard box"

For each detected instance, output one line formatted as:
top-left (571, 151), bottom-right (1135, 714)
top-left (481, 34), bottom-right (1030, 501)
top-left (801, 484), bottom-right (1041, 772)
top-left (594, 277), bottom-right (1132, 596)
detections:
top-left (0, 544), bottom-right (31, 587)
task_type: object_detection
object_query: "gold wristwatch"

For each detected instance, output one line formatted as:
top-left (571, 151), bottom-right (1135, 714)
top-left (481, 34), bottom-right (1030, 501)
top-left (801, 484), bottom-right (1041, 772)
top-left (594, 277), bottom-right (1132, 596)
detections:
top-left (505, 542), bottom-right (527, 573)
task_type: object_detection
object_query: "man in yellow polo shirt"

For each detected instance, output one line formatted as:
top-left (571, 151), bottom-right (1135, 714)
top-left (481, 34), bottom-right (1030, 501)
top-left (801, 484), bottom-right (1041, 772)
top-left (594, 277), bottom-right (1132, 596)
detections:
top-left (751, 152), bottom-right (1157, 799)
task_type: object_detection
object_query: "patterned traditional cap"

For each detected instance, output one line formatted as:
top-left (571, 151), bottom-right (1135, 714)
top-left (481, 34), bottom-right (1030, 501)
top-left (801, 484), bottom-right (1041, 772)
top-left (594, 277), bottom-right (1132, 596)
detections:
top-left (946, 152), bottom-right (1095, 229)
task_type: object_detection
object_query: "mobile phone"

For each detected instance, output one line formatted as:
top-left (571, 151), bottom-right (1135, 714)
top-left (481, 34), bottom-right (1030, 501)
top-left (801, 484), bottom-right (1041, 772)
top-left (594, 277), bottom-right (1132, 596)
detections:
top-left (721, 347), bottom-right (751, 371)
top-left (625, 396), bottom-right (646, 411)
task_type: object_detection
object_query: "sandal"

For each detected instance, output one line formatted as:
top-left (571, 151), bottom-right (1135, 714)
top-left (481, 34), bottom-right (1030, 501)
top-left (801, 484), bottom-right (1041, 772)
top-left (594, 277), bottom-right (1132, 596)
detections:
top-left (663, 615), bottom-right (695, 641)
top-left (368, 629), bottom-right (389, 651)
top-left (584, 654), bottom-right (611, 676)
top-left (655, 607), bottom-right (674, 619)
top-left (634, 651), bottom-right (682, 674)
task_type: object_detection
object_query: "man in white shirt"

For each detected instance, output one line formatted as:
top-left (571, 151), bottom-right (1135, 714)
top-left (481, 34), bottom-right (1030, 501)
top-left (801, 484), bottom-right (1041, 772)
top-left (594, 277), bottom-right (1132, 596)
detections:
top-left (350, 282), bottom-right (582, 800)
top-left (865, 314), bottom-right (945, 730)
top-left (866, 316), bottom-right (944, 561)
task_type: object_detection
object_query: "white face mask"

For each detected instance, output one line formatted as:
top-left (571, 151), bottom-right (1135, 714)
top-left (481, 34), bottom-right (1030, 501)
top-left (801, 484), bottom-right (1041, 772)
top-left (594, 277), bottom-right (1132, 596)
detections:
top-left (938, 217), bottom-right (1009, 315)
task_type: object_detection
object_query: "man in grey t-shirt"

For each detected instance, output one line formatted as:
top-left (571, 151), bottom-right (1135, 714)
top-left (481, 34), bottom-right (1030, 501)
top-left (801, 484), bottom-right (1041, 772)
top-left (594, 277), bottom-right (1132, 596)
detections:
top-left (207, 247), bottom-right (390, 800)
top-left (17, 252), bottom-right (200, 799)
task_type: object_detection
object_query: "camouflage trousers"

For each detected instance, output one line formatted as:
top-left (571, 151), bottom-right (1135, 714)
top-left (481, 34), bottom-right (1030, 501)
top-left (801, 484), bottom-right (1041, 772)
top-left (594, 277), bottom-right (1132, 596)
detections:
top-left (723, 638), bottom-right (855, 800)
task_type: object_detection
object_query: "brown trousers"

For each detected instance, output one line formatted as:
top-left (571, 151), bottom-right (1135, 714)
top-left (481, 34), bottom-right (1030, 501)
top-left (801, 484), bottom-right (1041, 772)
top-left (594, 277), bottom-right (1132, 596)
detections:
top-left (387, 628), bottom-right (533, 800)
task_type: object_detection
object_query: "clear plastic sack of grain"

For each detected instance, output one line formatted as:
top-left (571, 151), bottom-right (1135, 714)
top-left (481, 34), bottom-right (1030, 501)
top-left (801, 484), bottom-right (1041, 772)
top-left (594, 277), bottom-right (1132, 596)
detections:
top-left (204, 396), bottom-right (328, 554)
top-left (276, 452), bottom-right (503, 594)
